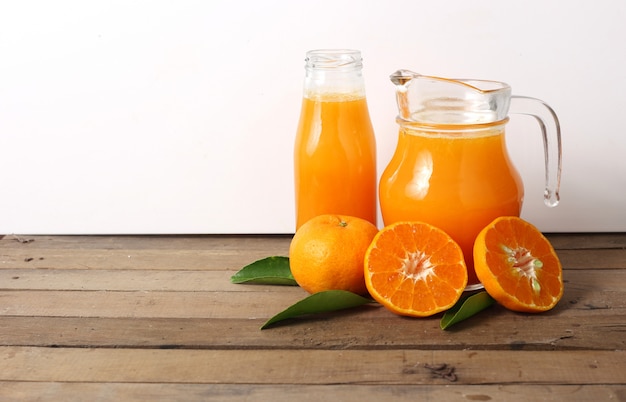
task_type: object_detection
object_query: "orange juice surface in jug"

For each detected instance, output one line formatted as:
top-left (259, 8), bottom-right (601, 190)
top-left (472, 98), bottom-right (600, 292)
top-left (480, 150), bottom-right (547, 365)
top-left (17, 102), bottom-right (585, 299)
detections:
top-left (294, 95), bottom-right (377, 229)
top-left (379, 124), bottom-right (524, 286)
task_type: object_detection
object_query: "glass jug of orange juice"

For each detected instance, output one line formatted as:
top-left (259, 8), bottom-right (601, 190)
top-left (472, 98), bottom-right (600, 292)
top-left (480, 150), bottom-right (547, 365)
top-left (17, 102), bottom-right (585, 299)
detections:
top-left (294, 50), bottom-right (377, 230)
top-left (380, 70), bottom-right (562, 289)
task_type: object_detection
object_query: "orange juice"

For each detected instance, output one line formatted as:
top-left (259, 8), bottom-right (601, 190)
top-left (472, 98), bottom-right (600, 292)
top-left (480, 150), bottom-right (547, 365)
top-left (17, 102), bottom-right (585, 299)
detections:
top-left (379, 124), bottom-right (523, 286)
top-left (294, 95), bottom-right (377, 229)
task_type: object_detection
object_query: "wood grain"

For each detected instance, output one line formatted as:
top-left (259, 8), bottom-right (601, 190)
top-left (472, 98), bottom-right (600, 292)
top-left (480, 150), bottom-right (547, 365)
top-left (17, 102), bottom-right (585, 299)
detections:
top-left (2, 347), bottom-right (624, 384)
top-left (0, 383), bottom-right (623, 402)
top-left (0, 233), bottom-right (624, 401)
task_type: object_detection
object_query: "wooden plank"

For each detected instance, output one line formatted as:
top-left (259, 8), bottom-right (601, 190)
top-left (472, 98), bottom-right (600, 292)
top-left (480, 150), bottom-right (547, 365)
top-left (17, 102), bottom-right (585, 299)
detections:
top-left (1, 247), bottom-right (624, 273)
top-left (3, 233), bottom-right (625, 252)
top-left (0, 382), bottom-right (623, 402)
top-left (0, 286), bottom-right (622, 321)
top-left (0, 269), bottom-right (249, 291)
top-left (0, 311), bottom-right (624, 351)
top-left (0, 248), bottom-right (280, 271)
top-left (2, 235), bottom-right (625, 270)
top-left (557, 249), bottom-right (626, 270)
top-left (1, 347), bottom-right (624, 385)
top-left (0, 268), bottom-right (623, 317)
top-left (0, 235), bottom-right (291, 271)
top-left (0, 289), bottom-right (309, 319)
top-left (0, 266), bottom-right (624, 292)
top-left (0, 235), bottom-right (293, 252)
top-left (546, 232), bottom-right (626, 250)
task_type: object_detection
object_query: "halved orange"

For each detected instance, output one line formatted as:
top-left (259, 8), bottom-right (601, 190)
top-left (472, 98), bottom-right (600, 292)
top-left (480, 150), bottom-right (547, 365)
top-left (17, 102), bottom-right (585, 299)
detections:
top-left (364, 221), bottom-right (468, 317)
top-left (473, 216), bottom-right (563, 313)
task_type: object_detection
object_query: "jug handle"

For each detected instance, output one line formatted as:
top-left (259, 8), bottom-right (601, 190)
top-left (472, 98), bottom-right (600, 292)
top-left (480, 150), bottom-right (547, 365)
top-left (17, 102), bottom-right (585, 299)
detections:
top-left (509, 96), bottom-right (562, 207)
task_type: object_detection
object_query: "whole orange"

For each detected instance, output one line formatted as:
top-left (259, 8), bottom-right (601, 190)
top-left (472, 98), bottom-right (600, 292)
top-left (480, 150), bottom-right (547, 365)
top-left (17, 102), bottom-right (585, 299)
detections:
top-left (289, 214), bottom-right (379, 295)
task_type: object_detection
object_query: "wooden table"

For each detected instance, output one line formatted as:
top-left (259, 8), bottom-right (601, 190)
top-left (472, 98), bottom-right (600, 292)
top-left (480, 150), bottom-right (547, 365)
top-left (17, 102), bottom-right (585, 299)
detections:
top-left (0, 233), bottom-right (624, 401)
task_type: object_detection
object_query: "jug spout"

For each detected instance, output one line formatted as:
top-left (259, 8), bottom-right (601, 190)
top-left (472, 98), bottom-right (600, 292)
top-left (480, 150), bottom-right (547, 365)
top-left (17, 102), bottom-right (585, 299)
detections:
top-left (390, 69), bottom-right (421, 87)
top-left (390, 70), bottom-right (421, 120)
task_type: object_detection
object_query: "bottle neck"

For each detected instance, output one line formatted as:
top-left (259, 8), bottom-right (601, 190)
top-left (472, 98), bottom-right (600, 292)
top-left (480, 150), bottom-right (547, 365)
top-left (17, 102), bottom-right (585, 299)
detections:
top-left (303, 49), bottom-right (366, 100)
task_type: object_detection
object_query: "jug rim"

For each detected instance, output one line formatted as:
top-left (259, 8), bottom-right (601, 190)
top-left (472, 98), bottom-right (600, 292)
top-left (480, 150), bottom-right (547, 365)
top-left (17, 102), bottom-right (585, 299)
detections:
top-left (391, 70), bottom-right (511, 93)
top-left (426, 75), bottom-right (510, 93)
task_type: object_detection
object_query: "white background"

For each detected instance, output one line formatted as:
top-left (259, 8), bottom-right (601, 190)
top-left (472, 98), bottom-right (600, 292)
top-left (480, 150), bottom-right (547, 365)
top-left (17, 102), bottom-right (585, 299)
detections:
top-left (1, 0), bottom-right (625, 234)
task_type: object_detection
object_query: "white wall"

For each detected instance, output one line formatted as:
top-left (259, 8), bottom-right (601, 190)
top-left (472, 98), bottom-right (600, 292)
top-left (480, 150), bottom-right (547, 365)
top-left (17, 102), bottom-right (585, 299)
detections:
top-left (1, 0), bottom-right (625, 234)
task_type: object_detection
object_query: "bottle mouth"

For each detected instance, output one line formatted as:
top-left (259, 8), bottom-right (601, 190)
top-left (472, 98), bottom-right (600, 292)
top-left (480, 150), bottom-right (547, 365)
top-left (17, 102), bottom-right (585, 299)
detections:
top-left (305, 49), bottom-right (363, 71)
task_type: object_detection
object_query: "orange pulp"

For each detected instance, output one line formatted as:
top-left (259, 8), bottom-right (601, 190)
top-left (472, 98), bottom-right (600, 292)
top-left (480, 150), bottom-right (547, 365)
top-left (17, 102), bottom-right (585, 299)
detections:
top-left (294, 95), bottom-right (377, 230)
top-left (379, 124), bottom-right (523, 286)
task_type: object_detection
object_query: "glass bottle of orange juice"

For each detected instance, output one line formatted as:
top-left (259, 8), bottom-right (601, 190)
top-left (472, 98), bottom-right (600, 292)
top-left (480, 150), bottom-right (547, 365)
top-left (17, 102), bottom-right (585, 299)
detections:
top-left (294, 49), bottom-right (377, 230)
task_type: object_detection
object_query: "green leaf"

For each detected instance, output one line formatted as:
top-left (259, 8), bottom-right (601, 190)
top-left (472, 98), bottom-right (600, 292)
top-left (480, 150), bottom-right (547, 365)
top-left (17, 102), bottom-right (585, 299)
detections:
top-left (440, 291), bottom-right (496, 330)
top-left (230, 256), bottom-right (297, 286)
top-left (261, 290), bottom-right (375, 329)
